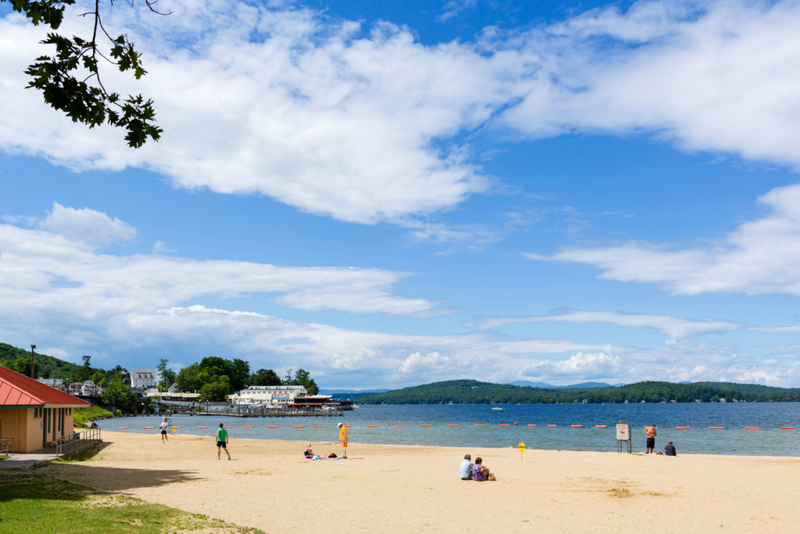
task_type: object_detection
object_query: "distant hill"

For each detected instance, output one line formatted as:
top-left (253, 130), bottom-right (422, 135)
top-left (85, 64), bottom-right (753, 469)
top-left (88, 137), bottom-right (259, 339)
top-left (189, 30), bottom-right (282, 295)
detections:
top-left (0, 343), bottom-right (82, 379)
top-left (319, 389), bottom-right (391, 399)
top-left (507, 381), bottom-right (616, 389)
top-left (358, 379), bottom-right (800, 404)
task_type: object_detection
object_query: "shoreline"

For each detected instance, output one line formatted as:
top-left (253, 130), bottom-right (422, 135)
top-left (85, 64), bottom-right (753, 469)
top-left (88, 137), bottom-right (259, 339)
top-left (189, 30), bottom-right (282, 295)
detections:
top-left (43, 430), bottom-right (800, 533)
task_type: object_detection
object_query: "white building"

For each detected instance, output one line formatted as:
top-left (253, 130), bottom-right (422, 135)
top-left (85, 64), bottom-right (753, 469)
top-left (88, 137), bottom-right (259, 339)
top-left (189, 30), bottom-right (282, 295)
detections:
top-left (81, 380), bottom-right (102, 396)
top-left (231, 385), bottom-right (307, 405)
top-left (37, 378), bottom-right (65, 391)
top-left (130, 369), bottom-right (157, 389)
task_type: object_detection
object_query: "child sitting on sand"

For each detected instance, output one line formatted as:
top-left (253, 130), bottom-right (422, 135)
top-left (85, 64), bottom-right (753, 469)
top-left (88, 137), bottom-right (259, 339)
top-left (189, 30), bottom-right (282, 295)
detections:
top-left (471, 457), bottom-right (496, 481)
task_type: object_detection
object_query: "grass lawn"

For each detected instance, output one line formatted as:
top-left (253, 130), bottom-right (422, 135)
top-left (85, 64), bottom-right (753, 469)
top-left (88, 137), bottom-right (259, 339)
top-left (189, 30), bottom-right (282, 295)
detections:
top-left (0, 468), bottom-right (264, 534)
top-left (74, 406), bottom-right (115, 428)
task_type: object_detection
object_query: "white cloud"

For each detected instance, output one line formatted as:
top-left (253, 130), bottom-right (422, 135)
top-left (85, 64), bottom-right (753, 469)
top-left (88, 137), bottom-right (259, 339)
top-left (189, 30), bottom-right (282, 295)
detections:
top-left (481, 310), bottom-right (743, 341)
top-left (152, 241), bottom-right (176, 254)
top-left (526, 183), bottom-right (800, 297)
top-left (2, 0), bottom-right (800, 224)
top-left (38, 202), bottom-right (137, 248)
top-left (522, 352), bottom-right (623, 379)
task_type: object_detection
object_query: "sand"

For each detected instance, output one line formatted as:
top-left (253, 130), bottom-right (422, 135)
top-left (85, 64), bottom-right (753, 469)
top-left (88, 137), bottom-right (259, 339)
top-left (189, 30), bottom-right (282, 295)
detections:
top-left (45, 430), bottom-right (800, 533)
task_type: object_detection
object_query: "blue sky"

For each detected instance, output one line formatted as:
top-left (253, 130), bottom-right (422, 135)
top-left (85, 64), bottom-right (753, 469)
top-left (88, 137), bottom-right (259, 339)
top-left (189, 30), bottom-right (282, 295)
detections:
top-left (2, 0), bottom-right (800, 388)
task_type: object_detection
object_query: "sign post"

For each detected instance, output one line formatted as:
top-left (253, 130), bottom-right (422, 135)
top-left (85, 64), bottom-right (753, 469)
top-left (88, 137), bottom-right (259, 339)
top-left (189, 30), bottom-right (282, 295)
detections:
top-left (519, 442), bottom-right (525, 462)
top-left (615, 422), bottom-right (631, 453)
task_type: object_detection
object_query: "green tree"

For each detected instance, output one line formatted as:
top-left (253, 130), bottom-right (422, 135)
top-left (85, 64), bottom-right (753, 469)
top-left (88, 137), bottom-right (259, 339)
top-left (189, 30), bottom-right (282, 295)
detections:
top-left (2, 0), bottom-right (165, 147)
top-left (13, 357), bottom-right (39, 377)
top-left (176, 364), bottom-right (200, 392)
top-left (157, 358), bottom-right (175, 389)
top-left (198, 376), bottom-right (231, 402)
top-left (249, 369), bottom-right (281, 386)
top-left (291, 368), bottom-right (319, 395)
top-left (102, 375), bottom-right (136, 411)
top-left (230, 359), bottom-right (250, 391)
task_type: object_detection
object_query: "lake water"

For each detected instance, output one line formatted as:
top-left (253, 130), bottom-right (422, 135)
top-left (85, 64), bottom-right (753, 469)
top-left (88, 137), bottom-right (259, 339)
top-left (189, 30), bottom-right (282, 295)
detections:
top-left (97, 403), bottom-right (800, 456)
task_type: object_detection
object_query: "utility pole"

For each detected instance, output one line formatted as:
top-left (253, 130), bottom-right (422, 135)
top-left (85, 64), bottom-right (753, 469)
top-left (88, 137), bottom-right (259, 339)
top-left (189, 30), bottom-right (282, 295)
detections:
top-left (30, 345), bottom-right (36, 378)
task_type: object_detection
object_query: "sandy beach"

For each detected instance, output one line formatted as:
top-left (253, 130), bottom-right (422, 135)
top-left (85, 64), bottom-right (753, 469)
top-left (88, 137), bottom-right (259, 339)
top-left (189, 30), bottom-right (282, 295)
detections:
top-left (46, 430), bottom-right (800, 533)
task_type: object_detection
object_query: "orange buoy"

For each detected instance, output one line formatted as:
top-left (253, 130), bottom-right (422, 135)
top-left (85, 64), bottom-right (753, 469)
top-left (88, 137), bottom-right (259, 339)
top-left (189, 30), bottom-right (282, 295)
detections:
top-left (292, 425), bottom-right (303, 428)
top-left (499, 423), bottom-right (511, 426)
top-left (744, 427), bottom-right (759, 430)
top-left (595, 425), bottom-right (607, 428)
top-left (223, 426), bottom-right (232, 429)
top-left (780, 427), bottom-right (795, 430)
top-left (367, 425), bottom-right (378, 427)
top-left (548, 424), bottom-right (557, 427)
top-left (571, 425), bottom-right (582, 428)
top-left (175, 426), bottom-right (182, 429)
top-left (242, 426), bottom-right (254, 429)
top-left (197, 426), bottom-right (208, 429)
top-left (447, 424), bottom-right (459, 427)
top-left (313, 425), bottom-right (324, 428)
top-left (474, 424), bottom-right (485, 427)
top-left (345, 425), bottom-right (352, 428)
top-left (709, 426), bottom-right (724, 429)
top-left (394, 425), bottom-right (406, 427)
top-left (676, 426), bottom-right (690, 429)
top-left (143, 426), bottom-right (155, 429)
top-left (528, 424), bottom-right (537, 427)
top-left (267, 426), bottom-right (278, 428)
top-left (117, 427), bottom-right (129, 429)
top-left (421, 424), bottom-right (432, 427)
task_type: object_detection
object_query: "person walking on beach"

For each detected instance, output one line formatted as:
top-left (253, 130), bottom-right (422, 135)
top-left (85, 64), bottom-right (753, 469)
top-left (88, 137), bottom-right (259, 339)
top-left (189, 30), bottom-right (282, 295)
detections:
top-left (159, 417), bottom-right (169, 443)
top-left (338, 422), bottom-right (348, 459)
top-left (644, 424), bottom-right (657, 454)
top-left (216, 423), bottom-right (231, 460)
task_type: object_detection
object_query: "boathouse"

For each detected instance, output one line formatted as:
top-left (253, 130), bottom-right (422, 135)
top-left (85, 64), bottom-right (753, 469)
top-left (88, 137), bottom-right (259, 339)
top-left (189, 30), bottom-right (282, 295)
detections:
top-left (0, 365), bottom-right (90, 452)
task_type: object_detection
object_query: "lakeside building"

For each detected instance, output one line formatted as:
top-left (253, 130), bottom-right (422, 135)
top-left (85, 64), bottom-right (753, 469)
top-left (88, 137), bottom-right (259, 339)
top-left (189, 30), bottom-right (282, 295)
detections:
top-left (0, 365), bottom-right (90, 452)
top-left (37, 378), bottom-right (65, 391)
top-left (230, 385), bottom-right (308, 405)
top-left (130, 369), bottom-right (157, 389)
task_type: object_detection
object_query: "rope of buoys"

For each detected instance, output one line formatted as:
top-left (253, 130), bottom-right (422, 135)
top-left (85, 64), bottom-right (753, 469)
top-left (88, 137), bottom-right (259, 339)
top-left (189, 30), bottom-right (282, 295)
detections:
top-left (197, 426), bottom-right (208, 429)
top-left (143, 426), bottom-right (155, 429)
top-left (117, 427), bottom-right (129, 429)
top-left (292, 425), bottom-right (303, 428)
top-left (528, 424), bottom-right (537, 427)
top-left (780, 427), bottom-right (795, 430)
top-left (709, 426), bottom-right (724, 429)
top-left (595, 425), bottom-right (607, 428)
top-left (571, 425), bottom-right (582, 428)
top-left (548, 424), bottom-right (557, 427)
top-left (367, 425), bottom-right (378, 427)
top-left (676, 426), bottom-right (690, 429)
top-left (394, 425), bottom-right (406, 427)
top-left (447, 424), bottom-right (459, 427)
top-left (744, 427), bottom-right (759, 430)
top-left (474, 424), bottom-right (484, 427)
top-left (499, 423), bottom-right (510, 426)
top-left (421, 424), bottom-right (432, 427)
top-left (267, 426), bottom-right (278, 428)
top-left (242, 426), bottom-right (253, 429)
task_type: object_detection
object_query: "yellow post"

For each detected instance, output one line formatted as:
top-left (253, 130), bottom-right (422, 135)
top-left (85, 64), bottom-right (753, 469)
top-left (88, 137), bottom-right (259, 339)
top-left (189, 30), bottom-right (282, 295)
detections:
top-left (519, 442), bottom-right (525, 462)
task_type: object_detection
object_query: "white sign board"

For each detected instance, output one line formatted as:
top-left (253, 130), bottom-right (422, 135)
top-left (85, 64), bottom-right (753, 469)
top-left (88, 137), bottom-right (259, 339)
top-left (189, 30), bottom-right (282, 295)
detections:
top-left (615, 424), bottom-right (630, 441)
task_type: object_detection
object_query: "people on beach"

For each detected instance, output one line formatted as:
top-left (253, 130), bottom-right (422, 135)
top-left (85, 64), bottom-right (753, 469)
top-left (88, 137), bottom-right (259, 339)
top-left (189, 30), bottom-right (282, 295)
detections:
top-left (216, 423), bottom-right (231, 460)
top-left (664, 442), bottom-right (677, 456)
top-left (644, 424), bottom-right (657, 454)
top-left (471, 457), bottom-right (495, 481)
top-left (159, 417), bottom-right (169, 443)
top-left (460, 454), bottom-right (474, 480)
top-left (338, 422), bottom-right (348, 459)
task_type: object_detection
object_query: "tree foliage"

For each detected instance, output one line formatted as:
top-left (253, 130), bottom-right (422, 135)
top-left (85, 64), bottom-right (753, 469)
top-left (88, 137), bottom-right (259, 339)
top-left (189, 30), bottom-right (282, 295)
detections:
top-left (250, 368), bottom-right (281, 386)
top-left (102, 373), bottom-right (136, 409)
top-left (358, 380), bottom-right (800, 405)
top-left (3, 0), bottom-right (165, 147)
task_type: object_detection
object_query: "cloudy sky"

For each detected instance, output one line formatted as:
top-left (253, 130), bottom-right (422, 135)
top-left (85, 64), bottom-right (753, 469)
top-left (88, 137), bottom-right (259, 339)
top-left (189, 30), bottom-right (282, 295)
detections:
top-left (2, 0), bottom-right (800, 389)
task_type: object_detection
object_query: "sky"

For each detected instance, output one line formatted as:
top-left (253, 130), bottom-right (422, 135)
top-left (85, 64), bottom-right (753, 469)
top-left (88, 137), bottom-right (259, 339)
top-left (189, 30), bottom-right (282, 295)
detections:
top-left (2, 0), bottom-right (800, 389)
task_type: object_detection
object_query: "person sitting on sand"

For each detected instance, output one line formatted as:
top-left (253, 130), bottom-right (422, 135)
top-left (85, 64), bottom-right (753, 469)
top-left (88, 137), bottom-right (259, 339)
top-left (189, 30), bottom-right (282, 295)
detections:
top-left (471, 457), bottom-right (495, 481)
top-left (304, 443), bottom-right (322, 460)
top-left (664, 442), bottom-right (677, 456)
top-left (460, 454), bottom-right (474, 480)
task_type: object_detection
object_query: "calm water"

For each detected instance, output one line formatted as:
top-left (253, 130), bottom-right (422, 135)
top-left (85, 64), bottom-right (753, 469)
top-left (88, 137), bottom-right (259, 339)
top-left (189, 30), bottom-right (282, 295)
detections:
top-left (98, 403), bottom-right (800, 456)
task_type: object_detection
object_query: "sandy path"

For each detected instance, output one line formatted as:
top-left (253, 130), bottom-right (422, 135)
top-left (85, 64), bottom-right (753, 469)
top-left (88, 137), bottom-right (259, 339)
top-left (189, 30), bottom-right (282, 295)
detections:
top-left (47, 431), bottom-right (800, 533)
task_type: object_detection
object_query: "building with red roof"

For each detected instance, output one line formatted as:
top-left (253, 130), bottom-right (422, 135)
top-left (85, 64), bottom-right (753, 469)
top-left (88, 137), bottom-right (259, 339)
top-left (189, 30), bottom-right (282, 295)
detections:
top-left (0, 365), bottom-right (90, 452)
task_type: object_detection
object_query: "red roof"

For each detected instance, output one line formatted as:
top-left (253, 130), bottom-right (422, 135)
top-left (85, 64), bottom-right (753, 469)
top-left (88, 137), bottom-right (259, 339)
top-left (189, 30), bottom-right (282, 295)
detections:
top-left (0, 366), bottom-right (91, 407)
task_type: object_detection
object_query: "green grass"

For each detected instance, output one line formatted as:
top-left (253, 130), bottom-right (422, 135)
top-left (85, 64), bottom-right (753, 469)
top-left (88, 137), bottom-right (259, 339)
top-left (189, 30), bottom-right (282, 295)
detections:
top-left (52, 443), bottom-right (106, 463)
top-left (74, 406), bottom-right (115, 428)
top-left (0, 469), bottom-right (265, 534)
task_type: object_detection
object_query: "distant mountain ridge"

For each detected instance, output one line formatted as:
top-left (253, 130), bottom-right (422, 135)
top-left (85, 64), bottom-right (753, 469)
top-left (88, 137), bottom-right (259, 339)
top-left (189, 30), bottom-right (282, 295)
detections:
top-left (507, 380), bottom-right (624, 389)
top-left (358, 379), bottom-right (800, 405)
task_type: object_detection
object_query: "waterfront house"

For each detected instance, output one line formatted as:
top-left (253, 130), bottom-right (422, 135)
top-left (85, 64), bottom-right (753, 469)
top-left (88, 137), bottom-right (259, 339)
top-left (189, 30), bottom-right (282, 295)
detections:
top-left (230, 385), bottom-right (308, 405)
top-left (0, 365), bottom-right (90, 452)
top-left (37, 378), bottom-right (65, 391)
top-left (130, 369), bottom-right (157, 389)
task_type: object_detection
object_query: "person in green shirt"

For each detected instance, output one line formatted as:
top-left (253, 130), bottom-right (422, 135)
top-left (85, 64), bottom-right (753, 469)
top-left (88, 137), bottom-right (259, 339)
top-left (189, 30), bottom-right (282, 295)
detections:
top-left (216, 423), bottom-right (231, 460)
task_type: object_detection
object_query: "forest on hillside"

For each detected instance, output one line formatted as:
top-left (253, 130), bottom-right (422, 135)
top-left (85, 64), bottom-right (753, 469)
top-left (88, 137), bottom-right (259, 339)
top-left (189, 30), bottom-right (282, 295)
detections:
top-left (357, 380), bottom-right (800, 404)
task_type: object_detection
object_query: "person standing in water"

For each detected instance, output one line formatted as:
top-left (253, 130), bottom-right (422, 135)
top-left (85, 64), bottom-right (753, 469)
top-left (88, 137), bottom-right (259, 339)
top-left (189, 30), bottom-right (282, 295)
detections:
top-left (338, 422), bottom-right (348, 459)
top-left (644, 424), bottom-right (657, 454)
top-left (159, 417), bottom-right (169, 443)
top-left (216, 423), bottom-right (231, 460)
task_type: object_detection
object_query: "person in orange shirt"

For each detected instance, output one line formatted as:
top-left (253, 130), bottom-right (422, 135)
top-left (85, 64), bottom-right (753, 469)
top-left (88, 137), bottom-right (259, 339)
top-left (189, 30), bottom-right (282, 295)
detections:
top-left (644, 424), bottom-right (657, 454)
top-left (338, 422), bottom-right (348, 458)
